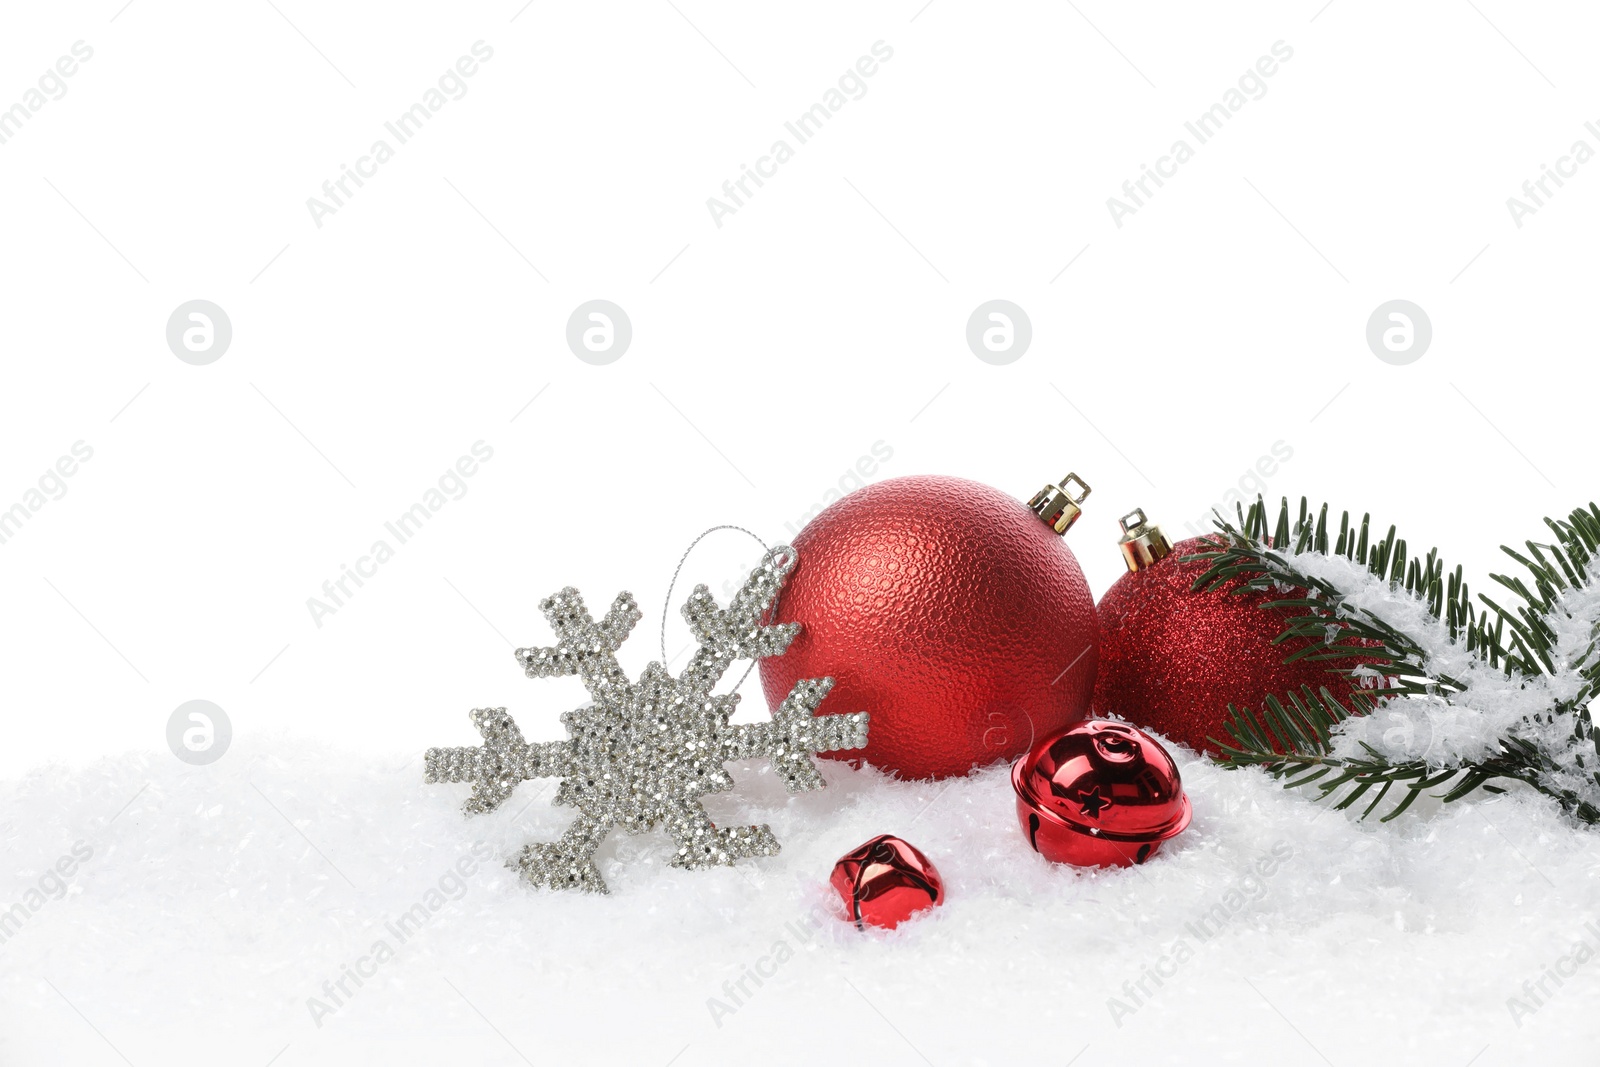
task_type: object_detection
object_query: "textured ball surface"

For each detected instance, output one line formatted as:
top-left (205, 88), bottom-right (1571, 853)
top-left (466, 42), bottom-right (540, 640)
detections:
top-left (1093, 536), bottom-right (1371, 755)
top-left (759, 475), bottom-right (1099, 780)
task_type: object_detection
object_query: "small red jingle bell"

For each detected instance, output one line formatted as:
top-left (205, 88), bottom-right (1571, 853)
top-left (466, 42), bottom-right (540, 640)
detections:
top-left (830, 835), bottom-right (944, 930)
top-left (1012, 719), bottom-right (1191, 868)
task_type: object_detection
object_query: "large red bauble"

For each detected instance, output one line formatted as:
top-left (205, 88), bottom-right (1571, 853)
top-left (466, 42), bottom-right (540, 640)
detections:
top-left (759, 475), bottom-right (1099, 781)
top-left (1093, 534), bottom-right (1372, 755)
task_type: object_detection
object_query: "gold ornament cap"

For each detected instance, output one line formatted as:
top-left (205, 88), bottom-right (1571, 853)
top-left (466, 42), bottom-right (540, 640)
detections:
top-left (1028, 472), bottom-right (1091, 535)
top-left (1117, 508), bottom-right (1171, 571)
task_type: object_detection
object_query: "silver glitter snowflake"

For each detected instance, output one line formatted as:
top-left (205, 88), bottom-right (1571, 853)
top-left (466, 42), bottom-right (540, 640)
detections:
top-left (424, 545), bottom-right (868, 893)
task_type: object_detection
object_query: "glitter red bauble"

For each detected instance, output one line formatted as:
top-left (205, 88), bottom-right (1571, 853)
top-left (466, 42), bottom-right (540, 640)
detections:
top-left (1093, 535), bottom-right (1371, 755)
top-left (759, 475), bottom-right (1099, 781)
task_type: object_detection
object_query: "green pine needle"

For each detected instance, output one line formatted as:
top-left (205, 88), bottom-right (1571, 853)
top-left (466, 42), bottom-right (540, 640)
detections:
top-left (1198, 496), bottom-right (1600, 825)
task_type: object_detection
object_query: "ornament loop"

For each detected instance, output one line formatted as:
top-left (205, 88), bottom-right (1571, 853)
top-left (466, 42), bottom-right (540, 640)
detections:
top-left (1116, 508), bottom-right (1172, 571)
top-left (1027, 471), bottom-right (1092, 535)
top-left (659, 525), bottom-right (790, 702)
top-left (1059, 472), bottom-right (1091, 504)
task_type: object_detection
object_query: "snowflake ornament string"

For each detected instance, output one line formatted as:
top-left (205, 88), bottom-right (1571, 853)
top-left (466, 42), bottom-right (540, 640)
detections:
top-left (424, 545), bottom-right (869, 893)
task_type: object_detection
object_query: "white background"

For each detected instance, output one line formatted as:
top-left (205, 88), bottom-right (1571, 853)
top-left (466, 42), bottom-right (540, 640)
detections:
top-left (1, 1), bottom-right (1597, 1064)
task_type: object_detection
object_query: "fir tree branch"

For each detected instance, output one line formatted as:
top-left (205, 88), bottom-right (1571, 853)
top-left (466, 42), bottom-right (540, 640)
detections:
top-left (1184, 496), bottom-right (1508, 695)
top-left (1203, 498), bottom-right (1600, 826)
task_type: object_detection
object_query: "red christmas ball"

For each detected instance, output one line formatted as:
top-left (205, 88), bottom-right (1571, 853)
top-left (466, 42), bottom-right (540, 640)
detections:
top-left (760, 473), bottom-right (1100, 781)
top-left (1093, 511), bottom-right (1373, 755)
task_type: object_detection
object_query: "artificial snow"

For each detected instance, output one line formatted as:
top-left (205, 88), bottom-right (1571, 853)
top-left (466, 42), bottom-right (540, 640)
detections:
top-left (4, 732), bottom-right (1599, 1065)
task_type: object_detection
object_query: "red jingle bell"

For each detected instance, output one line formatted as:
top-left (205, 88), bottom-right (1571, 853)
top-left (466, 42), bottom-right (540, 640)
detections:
top-left (1012, 719), bottom-right (1191, 868)
top-left (830, 835), bottom-right (944, 929)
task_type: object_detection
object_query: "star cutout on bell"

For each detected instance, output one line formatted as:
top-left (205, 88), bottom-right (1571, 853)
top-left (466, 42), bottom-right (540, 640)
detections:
top-left (1076, 785), bottom-right (1108, 819)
